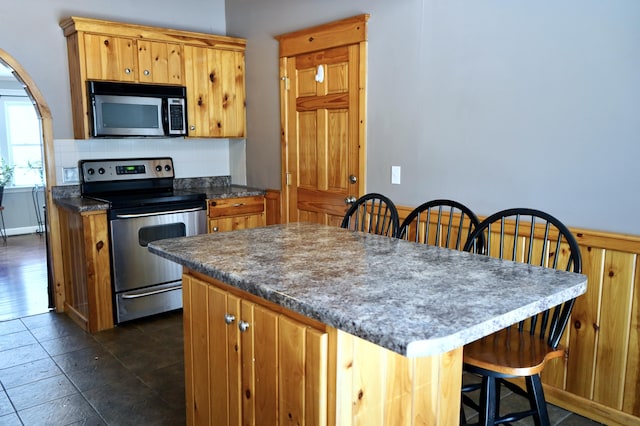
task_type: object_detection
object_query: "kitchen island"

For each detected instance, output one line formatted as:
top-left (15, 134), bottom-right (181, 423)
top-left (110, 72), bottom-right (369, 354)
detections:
top-left (149, 222), bottom-right (587, 425)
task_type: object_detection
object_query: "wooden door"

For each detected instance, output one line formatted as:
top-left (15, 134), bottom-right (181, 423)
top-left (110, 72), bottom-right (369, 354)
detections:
top-left (276, 15), bottom-right (369, 226)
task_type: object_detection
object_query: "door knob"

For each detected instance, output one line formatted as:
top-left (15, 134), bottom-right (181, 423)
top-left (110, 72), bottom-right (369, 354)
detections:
top-left (349, 175), bottom-right (357, 184)
top-left (345, 196), bottom-right (357, 204)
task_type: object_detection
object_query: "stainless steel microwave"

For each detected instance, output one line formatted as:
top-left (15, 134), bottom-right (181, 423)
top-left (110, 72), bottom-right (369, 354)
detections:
top-left (87, 81), bottom-right (187, 137)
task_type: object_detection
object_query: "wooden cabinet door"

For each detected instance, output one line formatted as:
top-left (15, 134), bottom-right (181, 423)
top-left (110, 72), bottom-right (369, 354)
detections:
top-left (184, 274), bottom-right (329, 425)
top-left (136, 40), bottom-right (183, 84)
top-left (215, 49), bottom-right (245, 138)
top-left (83, 33), bottom-right (136, 81)
top-left (184, 46), bottom-right (246, 138)
top-left (241, 301), bottom-right (279, 424)
top-left (208, 286), bottom-right (242, 426)
top-left (209, 214), bottom-right (265, 233)
top-left (279, 316), bottom-right (329, 426)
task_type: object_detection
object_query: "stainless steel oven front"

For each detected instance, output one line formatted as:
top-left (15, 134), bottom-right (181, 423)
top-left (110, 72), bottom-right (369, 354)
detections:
top-left (110, 205), bottom-right (206, 323)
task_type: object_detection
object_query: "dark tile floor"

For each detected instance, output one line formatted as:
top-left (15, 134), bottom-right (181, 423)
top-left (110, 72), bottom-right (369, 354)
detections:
top-left (0, 310), bottom-right (185, 425)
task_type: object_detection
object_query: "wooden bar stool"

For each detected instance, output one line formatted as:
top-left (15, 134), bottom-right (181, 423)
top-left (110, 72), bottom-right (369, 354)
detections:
top-left (461, 208), bottom-right (582, 425)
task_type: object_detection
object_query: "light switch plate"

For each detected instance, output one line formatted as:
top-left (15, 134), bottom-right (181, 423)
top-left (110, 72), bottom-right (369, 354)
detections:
top-left (391, 166), bottom-right (401, 185)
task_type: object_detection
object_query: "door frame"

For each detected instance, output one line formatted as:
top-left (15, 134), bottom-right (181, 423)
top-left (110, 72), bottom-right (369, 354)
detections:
top-left (0, 49), bottom-right (66, 313)
top-left (275, 14), bottom-right (369, 223)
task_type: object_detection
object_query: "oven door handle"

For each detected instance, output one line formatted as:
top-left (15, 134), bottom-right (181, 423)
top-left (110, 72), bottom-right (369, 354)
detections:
top-left (114, 207), bottom-right (203, 219)
top-left (121, 284), bottom-right (182, 299)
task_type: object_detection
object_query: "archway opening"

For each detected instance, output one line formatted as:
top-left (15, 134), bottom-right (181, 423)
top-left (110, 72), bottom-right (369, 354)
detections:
top-left (0, 49), bottom-right (59, 321)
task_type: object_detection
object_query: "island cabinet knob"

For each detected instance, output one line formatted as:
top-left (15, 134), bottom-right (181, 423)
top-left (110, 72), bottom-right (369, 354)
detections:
top-left (224, 313), bottom-right (235, 324)
top-left (238, 321), bottom-right (250, 332)
top-left (124, 68), bottom-right (132, 74)
top-left (345, 196), bottom-right (357, 204)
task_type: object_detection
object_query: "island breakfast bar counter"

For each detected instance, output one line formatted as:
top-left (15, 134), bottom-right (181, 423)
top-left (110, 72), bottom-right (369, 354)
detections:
top-left (149, 222), bottom-right (587, 425)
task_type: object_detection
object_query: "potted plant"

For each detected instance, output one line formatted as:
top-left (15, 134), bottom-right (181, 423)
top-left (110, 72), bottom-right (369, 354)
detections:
top-left (0, 158), bottom-right (15, 206)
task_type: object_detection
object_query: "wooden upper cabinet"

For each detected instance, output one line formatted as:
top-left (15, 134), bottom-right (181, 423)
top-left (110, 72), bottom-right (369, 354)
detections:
top-left (60, 16), bottom-right (246, 139)
top-left (136, 40), bottom-right (183, 84)
top-left (83, 34), bottom-right (137, 82)
top-left (184, 46), bottom-right (246, 138)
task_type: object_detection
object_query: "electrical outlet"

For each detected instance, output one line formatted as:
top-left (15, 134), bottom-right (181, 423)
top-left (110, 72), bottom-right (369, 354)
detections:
top-left (391, 166), bottom-right (401, 185)
top-left (62, 167), bottom-right (79, 183)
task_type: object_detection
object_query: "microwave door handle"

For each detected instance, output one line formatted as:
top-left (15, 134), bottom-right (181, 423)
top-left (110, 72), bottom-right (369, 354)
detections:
top-left (162, 98), bottom-right (170, 134)
top-left (90, 97), bottom-right (99, 137)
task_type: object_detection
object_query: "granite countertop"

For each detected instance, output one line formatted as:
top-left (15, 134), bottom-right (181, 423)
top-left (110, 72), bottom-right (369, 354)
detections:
top-left (148, 222), bottom-right (587, 358)
top-left (52, 178), bottom-right (265, 213)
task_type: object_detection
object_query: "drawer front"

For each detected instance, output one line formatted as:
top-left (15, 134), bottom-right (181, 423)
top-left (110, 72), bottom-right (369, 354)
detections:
top-left (208, 196), bottom-right (265, 218)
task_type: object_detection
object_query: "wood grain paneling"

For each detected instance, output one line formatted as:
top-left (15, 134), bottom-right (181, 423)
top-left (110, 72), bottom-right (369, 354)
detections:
top-left (58, 208), bottom-right (113, 333)
top-left (183, 273), bottom-right (329, 425)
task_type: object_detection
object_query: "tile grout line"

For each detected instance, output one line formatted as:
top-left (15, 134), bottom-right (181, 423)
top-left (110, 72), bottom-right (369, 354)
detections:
top-left (14, 316), bottom-right (110, 426)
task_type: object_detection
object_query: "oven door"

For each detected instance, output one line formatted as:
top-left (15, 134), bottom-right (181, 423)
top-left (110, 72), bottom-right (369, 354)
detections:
top-left (110, 204), bottom-right (206, 322)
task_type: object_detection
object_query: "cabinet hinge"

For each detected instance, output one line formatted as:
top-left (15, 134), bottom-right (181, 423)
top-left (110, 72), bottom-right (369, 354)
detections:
top-left (281, 76), bottom-right (289, 90)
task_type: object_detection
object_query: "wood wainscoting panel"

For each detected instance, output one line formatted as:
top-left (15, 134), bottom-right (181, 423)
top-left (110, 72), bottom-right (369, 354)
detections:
top-left (395, 203), bottom-right (640, 424)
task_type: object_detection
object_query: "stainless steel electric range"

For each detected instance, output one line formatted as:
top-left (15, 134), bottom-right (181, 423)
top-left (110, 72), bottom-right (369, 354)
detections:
top-left (79, 157), bottom-right (207, 323)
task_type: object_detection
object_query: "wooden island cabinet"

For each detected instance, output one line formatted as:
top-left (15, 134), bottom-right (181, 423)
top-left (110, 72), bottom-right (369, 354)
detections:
top-left (60, 16), bottom-right (246, 139)
top-left (149, 223), bottom-right (586, 425)
top-left (183, 272), bottom-right (328, 425)
top-left (182, 270), bottom-right (464, 426)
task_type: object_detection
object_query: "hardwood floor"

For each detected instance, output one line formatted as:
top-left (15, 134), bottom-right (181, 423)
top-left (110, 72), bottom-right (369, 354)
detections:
top-left (0, 233), bottom-right (50, 322)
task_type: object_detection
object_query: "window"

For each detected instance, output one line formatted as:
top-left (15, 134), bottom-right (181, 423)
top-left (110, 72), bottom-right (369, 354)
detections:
top-left (0, 96), bottom-right (43, 187)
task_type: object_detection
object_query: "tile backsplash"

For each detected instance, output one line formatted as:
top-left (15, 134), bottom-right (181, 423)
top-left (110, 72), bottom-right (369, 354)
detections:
top-left (53, 137), bottom-right (239, 185)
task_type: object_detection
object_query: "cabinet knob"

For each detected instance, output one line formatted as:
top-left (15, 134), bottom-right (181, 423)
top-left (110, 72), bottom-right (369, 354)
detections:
top-left (190, 125), bottom-right (196, 131)
top-left (124, 68), bottom-right (132, 74)
top-left (238, 321), bottom-right (250, 332)
top-left (212, 226), bottom-right (218, 232)
top-left (143, 69), bottom-right (150, 76)
top-left (224, 313), bottom-right (235, 324)
top-left (345, 196), bottom-right (357, 205)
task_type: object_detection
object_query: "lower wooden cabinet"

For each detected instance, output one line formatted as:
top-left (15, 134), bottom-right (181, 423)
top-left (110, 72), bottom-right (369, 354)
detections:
top-left (182, 273), bottom-right (328, 425)
top-left (57, 207), bottom-right (113, 333)
top-left (207, 196), bottom-right (265, 233)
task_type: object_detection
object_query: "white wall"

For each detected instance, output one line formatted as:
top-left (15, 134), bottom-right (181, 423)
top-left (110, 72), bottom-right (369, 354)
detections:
top-left (226, 0), bottom-right (640, 235)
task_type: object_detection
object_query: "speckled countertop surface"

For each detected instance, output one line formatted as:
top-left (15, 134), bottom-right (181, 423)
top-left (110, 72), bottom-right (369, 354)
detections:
top-left (148, 222), bottom-right (587, 358)
top-left (52, 177), bottom-right (265, 213)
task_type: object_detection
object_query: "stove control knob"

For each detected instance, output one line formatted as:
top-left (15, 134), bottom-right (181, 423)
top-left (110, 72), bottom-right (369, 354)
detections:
top-left (87, 168), bottom-right (95, 175)
top-left (98, 168), bottom-right (105, 175)
top-left (155, 165), bottom-right (162, 172)
top-left (165, 164), bottom-right (172, 172)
